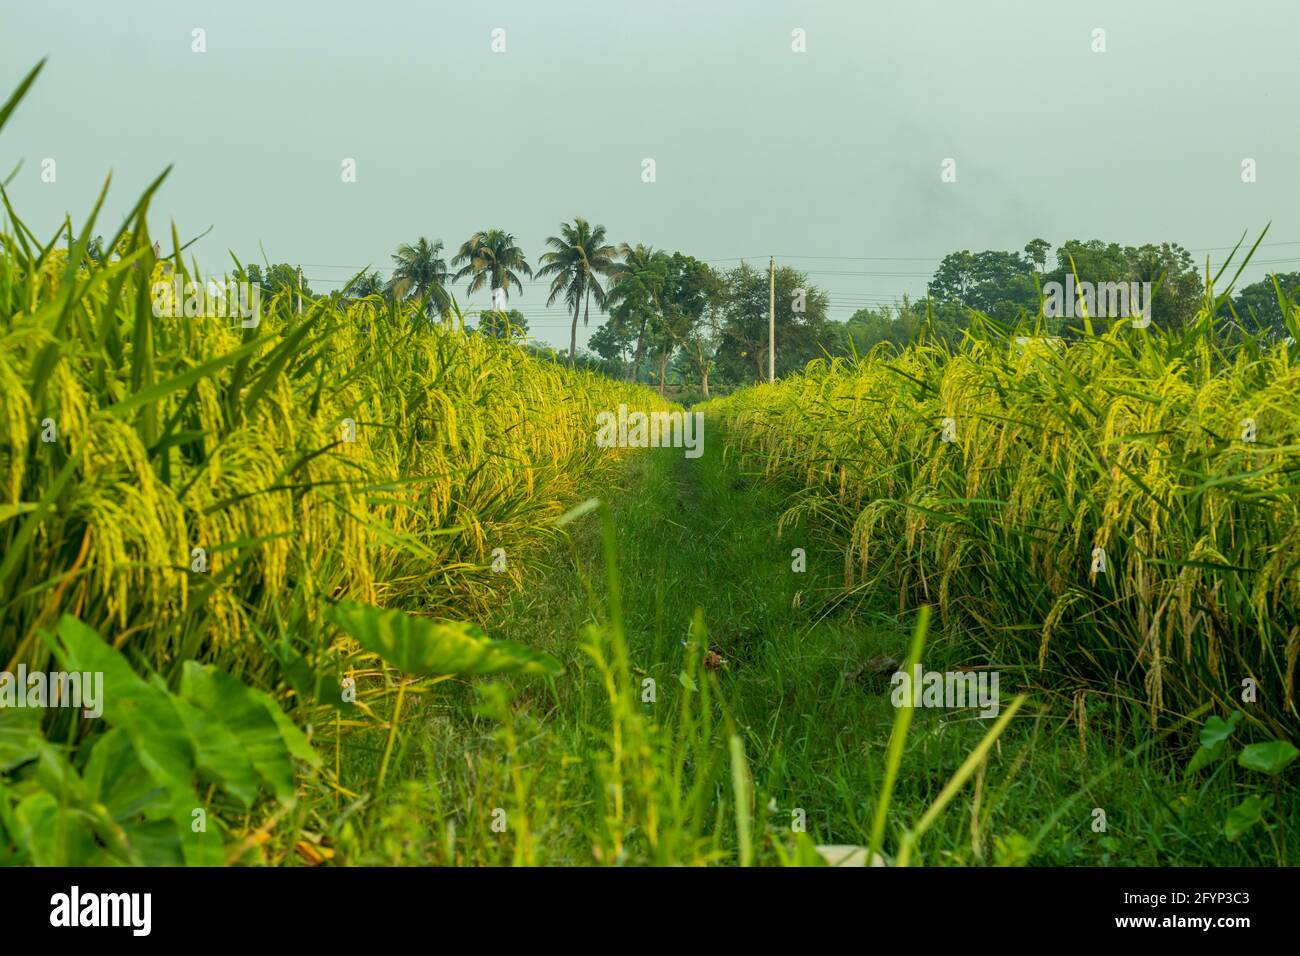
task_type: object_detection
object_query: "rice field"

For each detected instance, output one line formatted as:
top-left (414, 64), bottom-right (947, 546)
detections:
top-left (1, 60), bottom-right (1296, 869)
top-left (705, 303), bottom-right (1300, 740)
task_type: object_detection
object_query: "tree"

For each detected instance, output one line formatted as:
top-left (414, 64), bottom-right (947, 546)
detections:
top-left (345, 270), bottom-right (386, 302)
top-left (535, 218), bottom-right (616, 368)
top-left (922, 239), bottom-right (1203, 335)
top-left (388, 238), bottom-right (451, 318)
top-left (1126, 242), bottom-right (1200, 332)
top-left (475, 309), bottom-right (529, 340)
top-left (1230, 271), bottom-right (1300, 337)
top-left (451, 229), bottom-right (533, 306)
top-left (836, 300), bottom-right (922, 353)
top-left (605, 243), bottom-right (667, 383)
top-left (715, 262), bottom-right (829, 382)
top-left (1024, 238), bottom-right (1051, 272)
top-left (1051, 239), bottom-right (1200, 333)
top-left (658, 253), bottom-right (721, 395)
top-left (588, 318), bottom-right (637, 379)
top-left (245, 263), bottom-right (313, 299)
top-left (928, 249), bottom-right (1037, 321)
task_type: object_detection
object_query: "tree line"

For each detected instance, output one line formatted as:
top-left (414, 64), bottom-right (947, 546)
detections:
top-left (99, 224), bottom-right (1292, 394)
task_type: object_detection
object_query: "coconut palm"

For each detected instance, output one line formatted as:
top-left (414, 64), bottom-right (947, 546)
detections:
top-left (388, 238), bottom-right (451, 317)
top-left (606, 243), bottom-right (668, 383)
top-left (450, 229), bottom-right (533, 306)
top-left (535, 219), bottom-right (617, 367)
top-left (345, 269), bottom-right (386, 302)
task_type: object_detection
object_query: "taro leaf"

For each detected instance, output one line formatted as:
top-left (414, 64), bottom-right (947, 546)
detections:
top-left (173, 694), bottom-right (261, 809)
top-left (0, 781), bottom-right (15, 859)
top-left (116, 819), bottom-right (186, 866)
top-left (1185, 742), bottom-right (1225, 777)
top-left (255, 686), bottom-right (320, 769)
top-left (1237, 740), bottom-right (1299, 776)
top-left (82, 731), bottom-right (187, 865)
top-left (14, 791), bottom-right (96, 866)
top-left (1186, 711), bottom-right (1242, 777)
top-left (33, 744), bottom-right (89, 805)
top-left (179, 662), bottom-right (317, 805)
top-left (55, 615), bottom-right (222, 865)
top-left (56, 617), bottom-right (192, 795)
top-left (37, 744), bottom-right (139, 864)
top-left (84, 728), bottom-right (168, 822)
top-left (1224, 795), bottom-right (1268, 841)
top-left (0, 707), bottom-right (41, 773)
top-left (1200, 711), bottom-right (1241, 749)
top-left (326, 600), bottom-right (562, 678)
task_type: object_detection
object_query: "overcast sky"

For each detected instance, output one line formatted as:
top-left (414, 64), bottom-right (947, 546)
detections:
top-left (3, 1), bottom-right (1297, 349)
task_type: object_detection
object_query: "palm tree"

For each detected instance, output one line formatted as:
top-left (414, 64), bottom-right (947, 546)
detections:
top-left (345, 269), bottom-right (386, 302)
top-left (606, 243), bottom-right (668, 383)
top-left (451, 229), bottom-right (533, 307)
top-left (535, 219), bottom-right (617, 367)
top-left (388, 238), bottom-right (451, 318)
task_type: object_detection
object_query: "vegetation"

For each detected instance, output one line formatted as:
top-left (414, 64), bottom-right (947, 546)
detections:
top-left (535, 218), bottom-right (616, 368)
top-left (1, 63), bottom-right (1295, 867)
top-left (706, 280), bottom-right (1300, 737)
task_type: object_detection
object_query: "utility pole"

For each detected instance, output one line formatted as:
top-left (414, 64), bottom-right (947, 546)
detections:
top-left (297, 266), bottom-right (303, 315)
top-left (768, 256), bottom-right (775, 383)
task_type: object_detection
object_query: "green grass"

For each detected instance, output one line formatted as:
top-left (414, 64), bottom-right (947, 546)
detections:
top-left (316, 420), bottom-right (1299, 866)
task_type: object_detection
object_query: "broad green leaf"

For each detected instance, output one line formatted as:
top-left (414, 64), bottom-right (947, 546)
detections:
top-left (1199, 711), bottom-right (1241, 749)
top-left (252, 687), bottom-right (320, 769)
top-left (56, 617), bottom-right (193, 795)
top-left (173, 695), bottom-right (261, 809)
top-left (0, 781), bottom-right (15, 856)
top-left (1186, 739), bottom-right (1226, 777)
top-left (1224, 795), bottom-right (1267, 841)
top-left (83, 728), bottom-right (167, 821)
top-left (14, 791), bottom-right (96, 866)
top-left (33, 745), bottom-right (140, 864)
top-left (83, 731), bottom-right (182, 865)
top-left (116, 819), bottom-right (186, 866)
top-left (55, 616), bottom-right (222, 865)
top-left (1186, 712), bottom-right (1243, 777)
top-left (33, 744), bottom-right (89, 805)
top-left (0, 707), bottom-right (41, 772)
top-left (1238, 740), bottom-right (1299, 776)
top-left (326, 600), bottom-right (562, 678)
top-left (179, 662), bottom-right (309, 804)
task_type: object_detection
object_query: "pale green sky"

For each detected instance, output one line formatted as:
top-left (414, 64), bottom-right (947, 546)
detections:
top-left (3, 0), bottom-right (1297, 348)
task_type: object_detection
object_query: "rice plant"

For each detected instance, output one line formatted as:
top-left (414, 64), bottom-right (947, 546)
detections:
top-left (0, 62), bottom-right (675, 864)
top-left (705, 284), bottom-right (1300, 739)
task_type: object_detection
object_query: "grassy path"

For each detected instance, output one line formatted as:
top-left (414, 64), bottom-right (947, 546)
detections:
top-left (333, 421), bottom-right (1288, 866)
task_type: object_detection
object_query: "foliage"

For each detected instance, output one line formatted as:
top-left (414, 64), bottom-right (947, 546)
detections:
top-left (451, 229), bottom-right (533, 303)
top-left (1, 617), bottom-right (314, 865)
top-left (474, 308), bottom-right (528, 340)
top-left (536, 219), bottom-right (616, 367)
top-left (706, 273), bottom-right (1300, 737)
